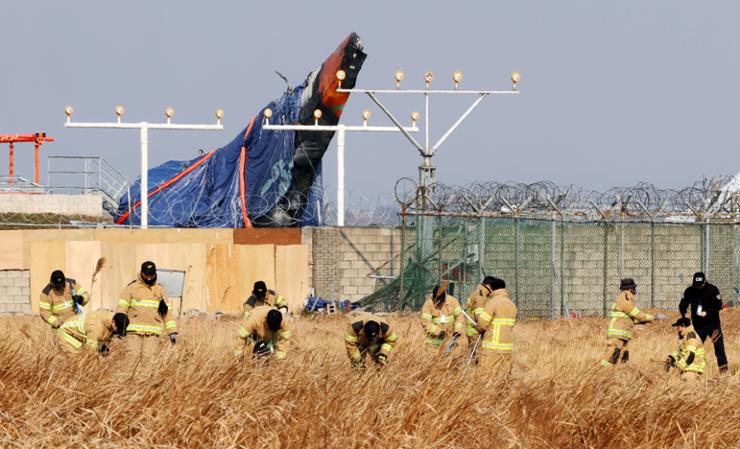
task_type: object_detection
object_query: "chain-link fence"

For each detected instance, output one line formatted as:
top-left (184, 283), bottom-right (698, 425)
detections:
top-left (361, 177), bottom-right (740, 316)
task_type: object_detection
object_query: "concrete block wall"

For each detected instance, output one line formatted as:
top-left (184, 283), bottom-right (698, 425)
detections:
top-left (0, 194), bottom-right (103, 216)
top-left (303, 227), bottom-right (403, 301)
top-left (0, 270), bottom-right (31, 314)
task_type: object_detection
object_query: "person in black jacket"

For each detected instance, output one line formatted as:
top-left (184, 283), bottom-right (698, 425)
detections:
top-left (679, 272), bottom-right (728, 372)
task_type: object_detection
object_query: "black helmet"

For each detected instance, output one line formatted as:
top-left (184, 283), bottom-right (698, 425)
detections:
top-left (266, 309), bottom-right (283, 331)
top-left (50, 270), bottom-right (66, 289)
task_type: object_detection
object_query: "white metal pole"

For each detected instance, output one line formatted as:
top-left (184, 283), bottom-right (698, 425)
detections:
top-left (140, 124), bottom-right (149, 229)
top-left (337, 124), bottom-right (346, 227)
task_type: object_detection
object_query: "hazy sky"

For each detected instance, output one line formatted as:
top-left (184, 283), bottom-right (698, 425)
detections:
top-left (2, 1), bottom-right (739, 202)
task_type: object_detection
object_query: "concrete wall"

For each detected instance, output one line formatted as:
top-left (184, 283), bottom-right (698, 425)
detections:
top-left (303, 227), bottom-right (402, 301)
top-left (0, 194), bottom-right (103, 216)
top-left (0, 270), bottom-right (31, 314)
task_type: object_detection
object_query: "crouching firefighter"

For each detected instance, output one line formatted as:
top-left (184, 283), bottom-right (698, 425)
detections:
top-left (57, 309), bottom-right (130, 355)
top-left (117, 261), bottom-right (178, 366)
top-left (664, 317), bottom-right (705, 382)
top-left (344, 320), bottom-right (398, 369)
top-left (39, 270), bottom-right (89, 330)
top-left (243, 281), bottom-right (288, 320)
top-left (235, 306), bottom-right (291, 360)
top-left (420, 281), bottom-right (465, 356)
top-left (601, 278), bottom-right (654, 366)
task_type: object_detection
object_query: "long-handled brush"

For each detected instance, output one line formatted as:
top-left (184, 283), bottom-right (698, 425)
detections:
top-left (91, 257), bottom-right (107, 308)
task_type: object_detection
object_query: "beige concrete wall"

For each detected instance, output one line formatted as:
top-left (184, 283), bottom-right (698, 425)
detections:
top-left (0, 230), bottom-right (307, 316)
top-left (0, 194), bottom-right (103, 216)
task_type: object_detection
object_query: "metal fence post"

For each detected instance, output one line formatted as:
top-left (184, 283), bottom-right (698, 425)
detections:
top-left (651, 221), bottom-right (656, 308)
top-left (559, 220), bottom-right (565, 317)
top-left (602, 221), bottom-right (609, 318)
top-left (703, 220), bottom-right (710, 275)
top-left (514, 217), bottom-right (520, 306)
top-left (550, 218), bottom-right (556, 319)
top-left (479, 215), bottom-right (486, 278)
top-left (619, 214), bottom-right (625, 279)
top-left (399, 210), bottom-right (406, 309)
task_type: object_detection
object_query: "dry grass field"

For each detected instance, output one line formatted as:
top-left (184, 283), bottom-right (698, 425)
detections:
top-left (0, 309), bottom-right (738, 449)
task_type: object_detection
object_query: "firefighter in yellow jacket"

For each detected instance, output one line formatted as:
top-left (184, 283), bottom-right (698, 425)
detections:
top-left (474, 277), bottom-right (517, 378)
top-left (235, 306), bottom-right (291, 360)
top-left (57, 309), bottom-right (130, 354)
top-left (465, 276), bottom-right (495, 351)
top-left (39, 270), bottom-right (89, 330)
top-left (116, 261), bottom-right (177, 365)
top-left (664, 317), bottom-right (705, 382)
top-left (344, 319), bottom-right (398, 368)
top-left (243, 281), bottom-right (288, 320)
top-left (420, 282), bottom-right (465, 355)
top-left (600, 278), bottom-right (654, 366)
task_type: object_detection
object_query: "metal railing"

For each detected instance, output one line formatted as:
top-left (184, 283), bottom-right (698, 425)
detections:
top-left (0, 177), bottom-right (45, 194)
top-left (46, 156), bottom-right (129, 214)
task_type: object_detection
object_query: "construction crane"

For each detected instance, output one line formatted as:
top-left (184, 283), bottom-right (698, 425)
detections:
top-left (0, 132), bottom-right (55, 184)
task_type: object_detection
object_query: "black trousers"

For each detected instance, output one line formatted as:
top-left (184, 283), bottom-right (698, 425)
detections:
top-left (695, 323), bottom-right (728, 371)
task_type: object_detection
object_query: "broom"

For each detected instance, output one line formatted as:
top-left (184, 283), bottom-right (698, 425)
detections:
top-left (90, 257), bottom-right (107, 308)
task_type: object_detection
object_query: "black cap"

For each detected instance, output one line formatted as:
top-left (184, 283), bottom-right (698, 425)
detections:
top-left (671, 317), bottom-right (691, 327)
top-left (50, 270), bottom-right (65, 287)
top-left (364, 320), bottom-right (380, 338)
top-left (253, 281), bottom-right (267, 295)
top-left (141, 261), bottom-right (157, 275)
top-left (490, 277), bottom-right (506, 291)
top-left (692, 272), bottom-right (706, 287)
top-left (619, 278), bottom-right (637, 290)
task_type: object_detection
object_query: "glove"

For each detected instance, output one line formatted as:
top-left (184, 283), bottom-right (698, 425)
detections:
top-left (99, 341), bottom-right (110, 356)
top-left (655, 313), bottom-right (667, 320)
top-left (376, 354), bottom-right (388, 366)
top-left (438, 331), bottom-right (447, 340)
top-left (72, 295), bottom-right (84, 305)
top-left (158, 300), bottom-right (169, 317)
top-left (452, 332), bottom-right (461, 339)
top-left (664, 355), bottom-right (675, 372)
top-left (168, 333), bottom-right (177, 345)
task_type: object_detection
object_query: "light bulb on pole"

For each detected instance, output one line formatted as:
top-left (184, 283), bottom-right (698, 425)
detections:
top-left (452, 71), bottom-right (463, 90)
top-left (215, 109), bottom-right (224, 126)
top-left (336, 70), bottom-right (347, 89)
top-left (115, 105), bottom-right (125, 124)
top-left (361, 109), bottom-right (372, 126)
top-left (424, 71), bottom-right (434, 89)
top-left (411, 111), bottom-right (420, 127)
top-left (165, 107), bottom-right (175, 124)
top-left (394, 70), bottom-right (405, 89)
top-left (263, 108), bottom-right (273, 125)
top-left (511, 71), bottom-right (521, 90)
top-left (313, 109), bottom-right (323, 126)
top-left (64, 105), bottom-right (74, 124)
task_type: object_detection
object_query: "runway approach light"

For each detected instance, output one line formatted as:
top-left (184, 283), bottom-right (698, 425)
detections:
top-left (361, 109), bottom-right (372, 125)
top-left (411, 111), bottom-right (420, 126)
top-left (215, 109), bottom-right (224, 125)
top-left (394, 70), bottom-right (405, 89)
top-left (424, 71), bottom-right (434, 88)
top-left (313, 108), bottom-right (322, 125)
top-left (452, 71), bottom-right (463, 89)
top-left (511, 71), bottom-right (521, 89)
top-left (64, 105), bottom-right (74, 122)
top-left (115, 105), bottom-right (125, 123)
top-left (336, 69), bottom-right (346, 89)
top-left (165, 107), bottom-right (175, 124)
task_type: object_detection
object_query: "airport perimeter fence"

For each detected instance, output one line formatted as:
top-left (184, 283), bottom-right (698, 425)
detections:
top-left (361, 179), bottom-right (740, 317)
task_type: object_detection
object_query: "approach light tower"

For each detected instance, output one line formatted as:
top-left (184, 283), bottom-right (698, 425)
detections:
top-left (337, 69), bottom-right (521, 208)
top-left (262, 94), bottom-right (418, 226)
top-left (63, 105), bottom-right (224, 228)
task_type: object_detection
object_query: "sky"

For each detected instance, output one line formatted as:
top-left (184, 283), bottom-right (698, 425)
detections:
top-left (2, 0), bottom-right (740, 204)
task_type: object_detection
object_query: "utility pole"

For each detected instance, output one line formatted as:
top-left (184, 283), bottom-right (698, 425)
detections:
top-left (262, 108), bottom-right (417, 226)
top-left (64, 105), bottom-right (224, 228)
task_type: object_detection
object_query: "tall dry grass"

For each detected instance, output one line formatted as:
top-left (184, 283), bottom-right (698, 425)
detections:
top-left (0, 310), bottom-right (738, 449)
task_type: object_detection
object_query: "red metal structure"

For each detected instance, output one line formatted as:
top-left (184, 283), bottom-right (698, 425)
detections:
top-left (0, 133), bottom-right (55, 183)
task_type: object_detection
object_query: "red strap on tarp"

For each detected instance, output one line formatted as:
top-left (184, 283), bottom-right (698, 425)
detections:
top-left (239, 117), bottom-right (256, 228)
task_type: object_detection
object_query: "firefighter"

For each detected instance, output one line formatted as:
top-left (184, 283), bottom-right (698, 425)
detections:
top-left (344, 319), bottom-right (398, 369)
top-left (420, 281), bottom-right (465, 356)
top-left (235, 306), bottom-right (291, 360)
top-left (679, 272), bottom-right (728, 372)
top-left (243, 281), bottom-right (288, 320)
top-left (600, 278), bottom-right (654, 366)
top-left (116, 261), bottom-right (177, 366)
top-left (57, 309), bottom-right (130, 355)
top-left (465, 276), bottom-right (496, 352)
top-left (474, 277), bottom-right (517, 378)
top-left (664, 317), bottom-right (705, 382)
top-left (39, 270), bottom-right (89, 330)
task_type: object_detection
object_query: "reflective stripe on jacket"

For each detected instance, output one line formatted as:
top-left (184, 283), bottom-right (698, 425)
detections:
top-left (476, 289), bottom-right (517, 353)
top-left (606, 290), bottom-right (653, 341)
top-left (420, 295), bottom-right (465, 345)
top-left (671, 326), bottom-right (706, 374)
top-left (39, 279), bottom-right (89, 328)
top-left (116, 276), bottom-right (176, 336)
